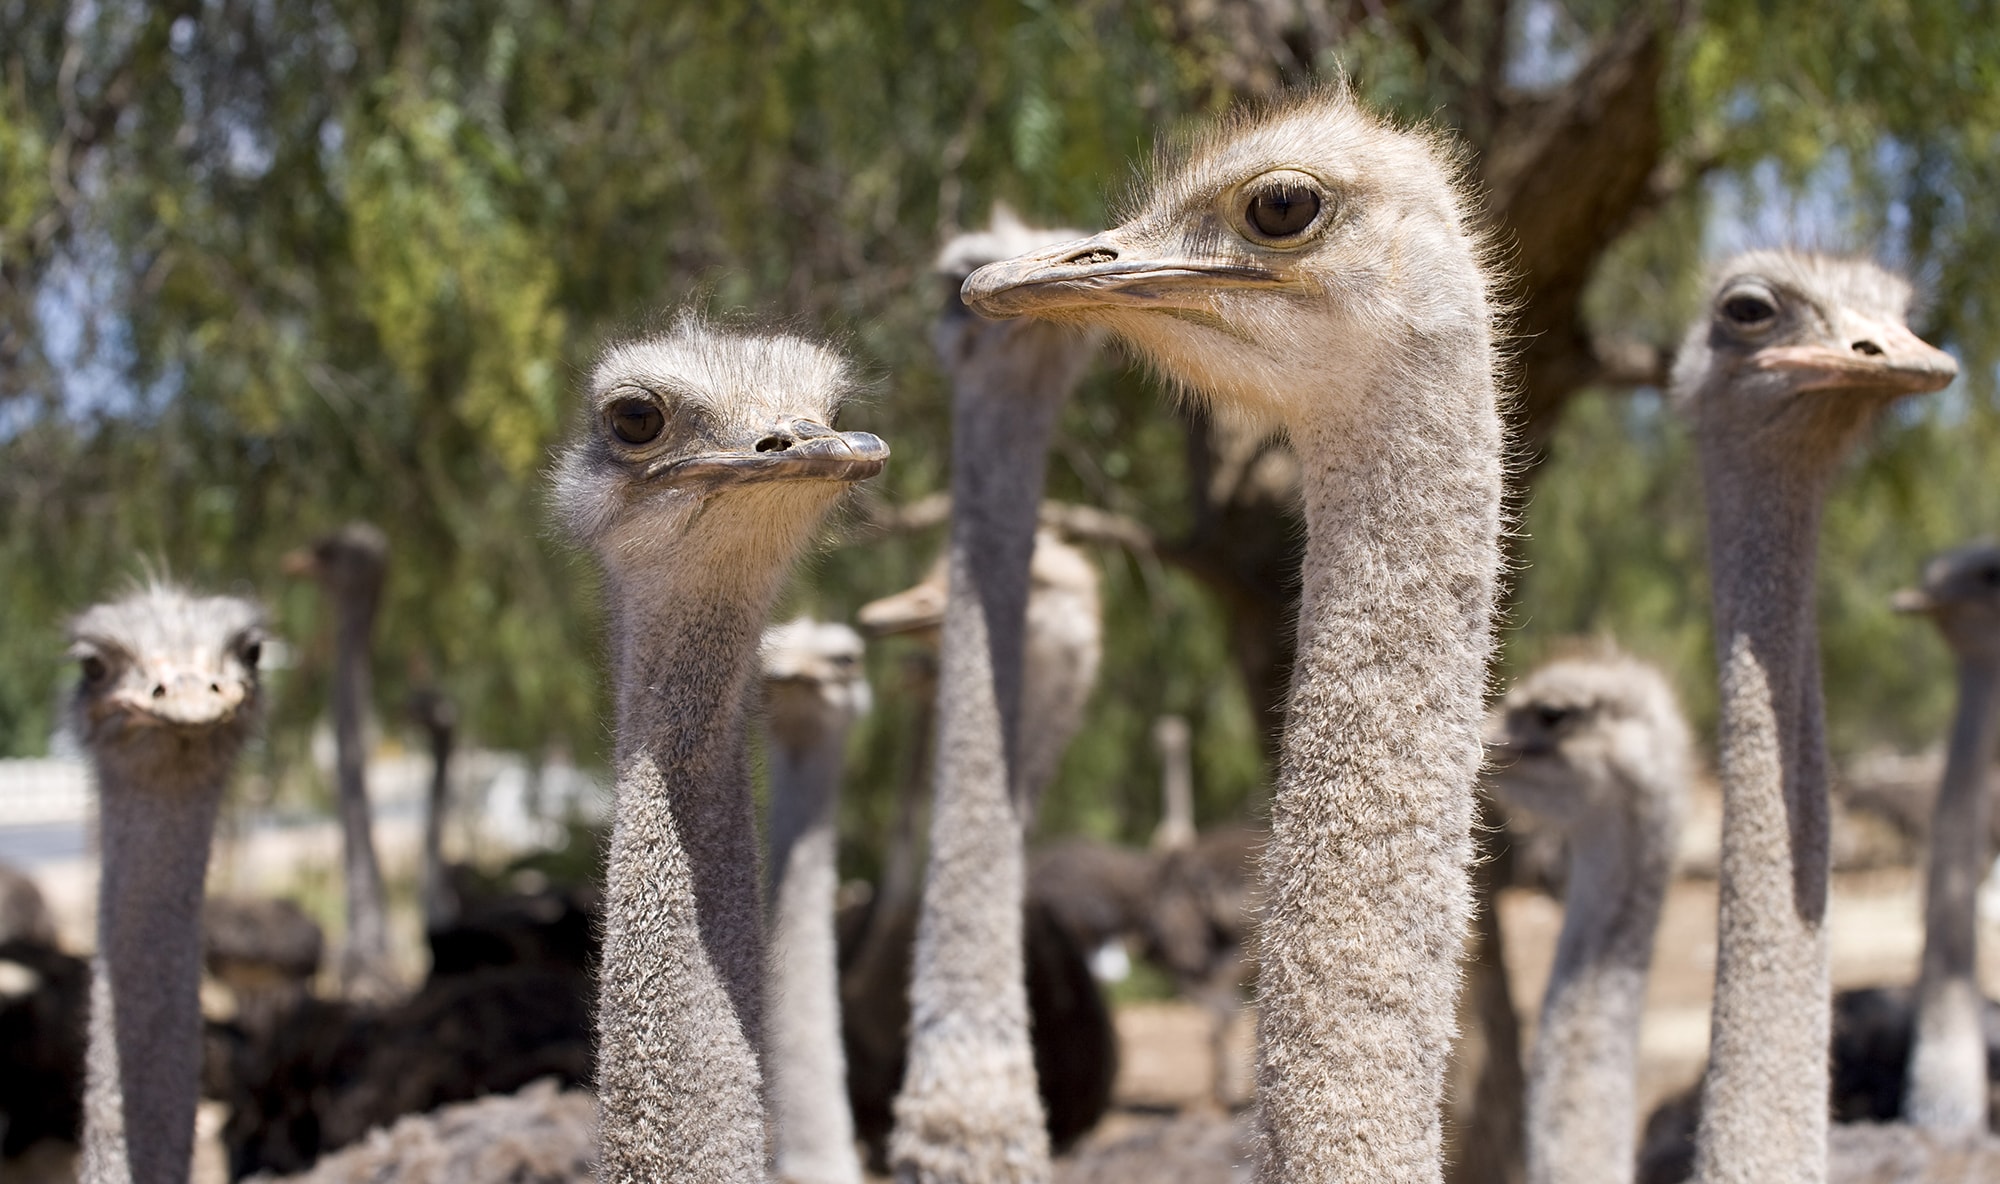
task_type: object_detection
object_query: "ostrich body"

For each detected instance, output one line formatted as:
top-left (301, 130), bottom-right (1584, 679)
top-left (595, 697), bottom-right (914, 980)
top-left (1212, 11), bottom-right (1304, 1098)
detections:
top-left (69, 585), bottom-right (265, 1184)
top-left (1488, 652), bottom-right (1690, 1184)
top-left (965, 88), bottom-right (1504, 1182)
top-left (1896, 543), bottom-right (2000, 1130)
top-left (286, 524), bottom-right (397, 997)
top-left (891, 215), bottom-right (1102, 1183)
top-left (1676, 251), bottom-right (1956, 1183)
top-left (760, 617), bottom-right (870, 1184)
top-left (552, 318), bottom-right (886, 1182)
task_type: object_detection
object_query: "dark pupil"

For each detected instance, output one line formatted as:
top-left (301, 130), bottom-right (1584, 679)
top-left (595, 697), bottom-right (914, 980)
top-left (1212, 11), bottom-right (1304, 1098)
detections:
top-left (1535, 706), bottom-right (1571, 729)
top-left (1722, 294), bottom-right (1775, 325)
top-left (80, 655), bottom-right (106, 683)
top-left (243, 642), bottom-right (262, 669)
top-left (610, 400), bottom-right (665, 445)
top-left (1247, 186), bottom-right (1320, 238)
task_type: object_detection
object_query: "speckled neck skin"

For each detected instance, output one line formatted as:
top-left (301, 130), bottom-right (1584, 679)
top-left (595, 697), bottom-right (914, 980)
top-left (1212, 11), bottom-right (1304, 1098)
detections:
top-left (81, 759), bottom-right (228, 1184)
top-left (1694, 441), bottom-right (1838, 1184)
top-left (1526, 786), bottom-right (1679, 1184)
top-left (593, 554), bottom-right (779, 1184)
top-left (1904, 657), bottom-right (2000, 1129)
top-left (890, 326), bottom-right (1076, 1184)
top-left (765, 692), bottom-right (863, 1184)
top-left (1255, 335), bottom-right (1501, 1184)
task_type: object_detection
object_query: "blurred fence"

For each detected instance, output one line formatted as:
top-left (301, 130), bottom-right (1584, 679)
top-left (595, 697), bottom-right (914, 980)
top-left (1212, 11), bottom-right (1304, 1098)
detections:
top-left (0, 749), bottom-right (608, 869)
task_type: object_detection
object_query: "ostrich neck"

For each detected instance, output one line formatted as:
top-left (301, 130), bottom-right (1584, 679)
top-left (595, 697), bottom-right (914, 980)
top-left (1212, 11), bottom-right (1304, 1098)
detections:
top-left (419, 725), bottom-right (454, 931)
top-left (1904, 654), bottom-right (2000, 1130)
top-left (891, 355), bottom-right (1068, 1181)
top-left (1255, 345), bottom-right (1501, 1184)
top-left (1695, 455), bottom-right (1833, 1183)
top-left (764, 716), bottom-right (862, 1184)
top-left (81, 754), bottom-right (229, 1184)
top-left (331, 593), bottom-right (390, 984)
top-left (595, 567), bottom-right (776, 1182)
top-left (1526, 795), bottom-right (1676, 1184)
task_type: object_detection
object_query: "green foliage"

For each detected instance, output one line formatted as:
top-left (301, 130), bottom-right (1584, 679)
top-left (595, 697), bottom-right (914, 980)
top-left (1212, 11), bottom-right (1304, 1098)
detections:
top-left (3, 0), bottom-right (1999, 877)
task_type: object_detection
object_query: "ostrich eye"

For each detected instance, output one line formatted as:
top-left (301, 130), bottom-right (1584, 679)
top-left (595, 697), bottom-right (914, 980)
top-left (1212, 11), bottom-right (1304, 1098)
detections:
top-left (1980, 566), bottom-right (2000, 587)
top-left (242, 641), bottom-right (263, 669)
top-left (1721, 292), bottom-right (1777, 327)
top-left (79, 655), bottom-right (107, 684)
top-left (1245, 183), bottom-right (1322, 240)
top-left (1533, 705), bottom-right (1574, 730)
top-left (608, 399), bottom-right (665, 446)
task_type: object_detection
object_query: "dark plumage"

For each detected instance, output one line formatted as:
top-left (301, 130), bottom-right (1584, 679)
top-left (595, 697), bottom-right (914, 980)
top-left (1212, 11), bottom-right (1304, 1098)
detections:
top-left (0, 937), bottom-right (88, 1158)
top-left (837, 893), bottom-right (1116, 1172)
top-left (1636, 988), bottom-right (2000, 1184)
top-left (218, 964), bottom-right (594, 1180)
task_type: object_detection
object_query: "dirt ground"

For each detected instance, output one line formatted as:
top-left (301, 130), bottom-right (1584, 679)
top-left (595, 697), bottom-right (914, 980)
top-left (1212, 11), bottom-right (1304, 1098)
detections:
top-left (1064, 855), bottom-right (2000, 1177)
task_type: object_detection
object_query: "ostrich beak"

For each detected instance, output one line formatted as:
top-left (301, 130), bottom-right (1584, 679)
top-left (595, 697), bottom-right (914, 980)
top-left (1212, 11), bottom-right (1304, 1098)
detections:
top-left (1751, 317), bottom-right (1957, 395)
top-left (108, 661), bottom-right (250, 728)
top-left (857, 578), bottom-right (948, 637)
top-left (1891, 587), bottom-right (1935, 615)
top-left (962, 231), bottom-right (1283, 319)
top-left (650, 419), bottom-right (889, 490)
top-left (280, 548), bottom-right (318, 578)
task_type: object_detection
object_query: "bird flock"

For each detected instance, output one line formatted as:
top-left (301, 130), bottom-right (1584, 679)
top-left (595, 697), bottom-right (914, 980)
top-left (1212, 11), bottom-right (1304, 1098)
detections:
top-left (4, 84), bottom-right (1999, 1184)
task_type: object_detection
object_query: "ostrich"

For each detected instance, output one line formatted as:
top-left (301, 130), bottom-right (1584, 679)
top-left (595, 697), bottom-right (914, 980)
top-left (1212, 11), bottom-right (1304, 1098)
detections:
top-left (1, 931), bottom-right (88, 1162)
top-left (964, 87), bottom-right (1506, 1180)
top-left (551, 315), bottom-right (887, 1181)
top-left (406, 688), bottom-right (460, 935)
top-left (891, 214), bottom-right (1104, 1183)
top-left (0, 864), bottom-right (57, 946)
top-left (858, 525), bottom-right (1104, 812)
top-left (759, 617), bottom-right (871, 1184)
top-left (1150, 716), bottom-right (1197, 853)
top-left (202, 895), bottom-right (324, 1033)
top-left (1672, 251), bottom-right (1957, 1182)
top-left (1895, 542), bottom-right (2000, 1131)
top-left (846, 529), bottom-right (1117, 1169)
top-left (1486, 651), bottom-right (1691, 1184)
top-left (407, 683), bottom-right (596, 981)
top-left (67, 583), bottom-right (266, 1184)
top-left (285, 523), bottom-right (397, 998)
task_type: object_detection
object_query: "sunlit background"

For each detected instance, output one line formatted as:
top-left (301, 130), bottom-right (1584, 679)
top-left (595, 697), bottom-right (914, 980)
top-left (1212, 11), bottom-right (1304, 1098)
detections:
top-left (2, 0), bottom-right (1996, 871)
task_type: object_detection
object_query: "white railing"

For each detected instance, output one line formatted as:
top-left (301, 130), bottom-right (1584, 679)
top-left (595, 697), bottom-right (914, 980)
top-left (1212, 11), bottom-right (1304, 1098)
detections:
top-left (0, 758), bottom-right (92, 826)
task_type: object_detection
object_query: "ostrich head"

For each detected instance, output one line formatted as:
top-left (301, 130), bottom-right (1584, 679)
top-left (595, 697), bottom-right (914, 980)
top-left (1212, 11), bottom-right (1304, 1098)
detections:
top-left (855, 530), bottom-right (1096, 652)
top-left (1672, 251), bottom-right (1957, 460)
top-left (68, 584), bottom-right (266, 786)
top-left (1894, 542), bottom-right (2000, 663)
top-left (935, 208), bottom-right (1102, 394)
top-left (553, 316), bottom-right (888, 572)
top-left (856, 557), bottom-right (948, 643)
top-left (1021, 530), bottom-right (1101, 696)
top-left (759, 617), bottom-right (872, 754)
top-left (1486, 652), bottom-right (1691, 832)
top-left (959, 88), bottom-right (1491, 423)
top-left (283, 523), bottom-right (389, 605)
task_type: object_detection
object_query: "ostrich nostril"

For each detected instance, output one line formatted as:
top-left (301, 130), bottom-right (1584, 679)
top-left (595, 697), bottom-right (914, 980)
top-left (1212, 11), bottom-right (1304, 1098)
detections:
top-left (1852, 339), bottom-right (1884, 356)
top-left (1065, 247), bottom-right (1118, 266)
top-left (152, 685), bottom-right (166, 699)
top-left (755, 435), bottom-right (793, 453)
top-left (209, 683), bottom-right (222, 694)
